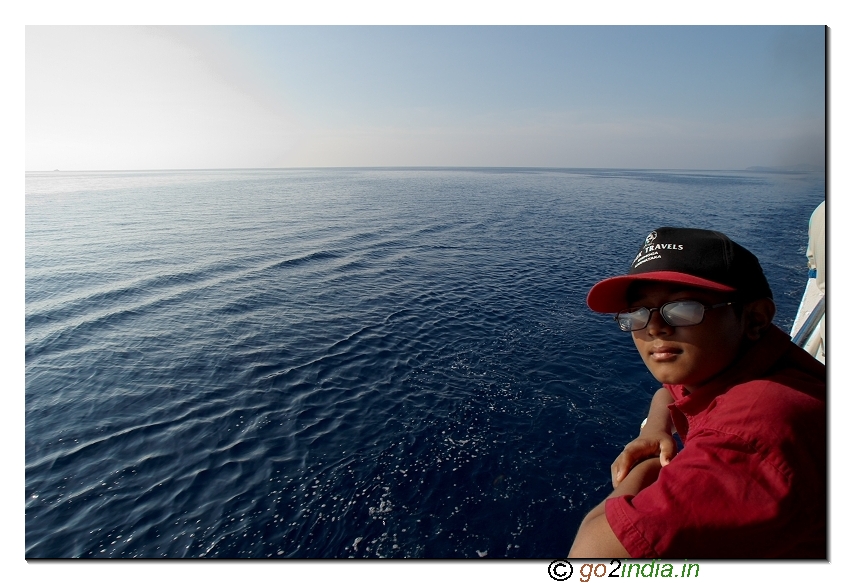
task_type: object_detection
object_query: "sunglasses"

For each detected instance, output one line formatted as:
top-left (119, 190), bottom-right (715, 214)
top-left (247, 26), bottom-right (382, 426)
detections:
top-left (614, 300), bottom-right (736, 332)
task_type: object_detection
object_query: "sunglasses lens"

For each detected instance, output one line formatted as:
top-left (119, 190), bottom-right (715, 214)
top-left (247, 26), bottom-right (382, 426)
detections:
top-left (662, 301), bottom-right (705, 327)
top-left (616, 308), bottom-right (649, 331)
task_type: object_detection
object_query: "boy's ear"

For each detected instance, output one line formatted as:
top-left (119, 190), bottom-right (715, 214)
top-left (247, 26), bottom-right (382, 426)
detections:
top-left (743, 298), bottom-right (776, 341)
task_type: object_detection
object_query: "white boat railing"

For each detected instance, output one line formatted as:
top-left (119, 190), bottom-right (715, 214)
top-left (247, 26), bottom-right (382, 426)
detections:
top-left (791, 294), bottom-right (825, 350)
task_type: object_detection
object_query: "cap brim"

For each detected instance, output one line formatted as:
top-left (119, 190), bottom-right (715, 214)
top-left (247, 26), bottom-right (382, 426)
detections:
top-left (586, 271), bottom-right (737, 313)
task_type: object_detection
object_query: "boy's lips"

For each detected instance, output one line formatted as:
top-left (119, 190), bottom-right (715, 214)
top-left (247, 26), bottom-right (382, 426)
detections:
top-left (649, 344), bottom-right (683, 362)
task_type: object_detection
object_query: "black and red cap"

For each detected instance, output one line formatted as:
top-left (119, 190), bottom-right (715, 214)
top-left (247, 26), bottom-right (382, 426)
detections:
top-left (587, 227), bottom-right (773, 313)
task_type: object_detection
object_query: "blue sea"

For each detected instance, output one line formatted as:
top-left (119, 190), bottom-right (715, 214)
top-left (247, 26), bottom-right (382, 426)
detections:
top-left (25, 168), bottom-right (824, 558)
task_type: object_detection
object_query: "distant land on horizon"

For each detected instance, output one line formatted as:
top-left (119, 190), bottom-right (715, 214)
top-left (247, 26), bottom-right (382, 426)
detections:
top-left (744, 164), bottom-right (825, 173)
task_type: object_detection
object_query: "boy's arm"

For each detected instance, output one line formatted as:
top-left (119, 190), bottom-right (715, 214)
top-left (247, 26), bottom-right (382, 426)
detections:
top-left (569, 457), bottom-right (663, 558)
top-left (645, 387), bottom-right (675, 431)
top-left (611, 388), bottom-right (676, 487)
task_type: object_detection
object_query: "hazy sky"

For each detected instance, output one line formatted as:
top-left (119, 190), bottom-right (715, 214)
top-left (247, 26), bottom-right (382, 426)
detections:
top-left (26, 25), bottom-right (825, 171)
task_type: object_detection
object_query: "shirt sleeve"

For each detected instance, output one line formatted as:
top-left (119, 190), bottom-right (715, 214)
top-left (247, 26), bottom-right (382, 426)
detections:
top-left (605, 427), bottom-right (798, 558)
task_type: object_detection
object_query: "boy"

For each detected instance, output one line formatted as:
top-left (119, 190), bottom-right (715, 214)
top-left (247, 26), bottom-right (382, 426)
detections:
top-left (568, 227), bottom-right (826, 558)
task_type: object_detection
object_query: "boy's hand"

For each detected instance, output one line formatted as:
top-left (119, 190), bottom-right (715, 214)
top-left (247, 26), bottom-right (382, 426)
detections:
top-left (611, 430), bottom-right (677, 488)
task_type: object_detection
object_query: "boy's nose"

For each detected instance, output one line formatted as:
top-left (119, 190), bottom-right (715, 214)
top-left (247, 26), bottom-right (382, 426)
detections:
top-left (646, 309), bottom-right (673, 336)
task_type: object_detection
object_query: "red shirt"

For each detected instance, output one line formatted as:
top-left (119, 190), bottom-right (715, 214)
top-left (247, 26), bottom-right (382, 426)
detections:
top-left (605, 325), bottom-right (826, 558)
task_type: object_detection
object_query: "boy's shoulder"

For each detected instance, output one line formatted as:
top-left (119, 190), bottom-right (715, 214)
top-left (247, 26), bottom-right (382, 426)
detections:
top-left (671, 328), bottom-right (825, 449)
top-left (687, 338), bottom-right (826, 480)
top-left (724, 337), bottom-right (825, 413)
top-left (725, 324), bottom-right (823, 396)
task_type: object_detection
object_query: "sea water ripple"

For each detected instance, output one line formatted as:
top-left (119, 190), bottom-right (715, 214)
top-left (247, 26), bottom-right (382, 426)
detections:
top-left (25, 168), bottom-right (824, 557)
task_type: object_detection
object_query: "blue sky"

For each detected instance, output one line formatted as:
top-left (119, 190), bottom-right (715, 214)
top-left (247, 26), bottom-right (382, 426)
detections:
top-left (26, 25), bottom-right (825, 170)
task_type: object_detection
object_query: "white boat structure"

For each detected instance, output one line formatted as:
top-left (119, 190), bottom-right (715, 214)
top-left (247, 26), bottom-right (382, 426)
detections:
top-left (791, 277), bottom-right (825, 363)
top-left (790, 201), bottom-right (825, 364)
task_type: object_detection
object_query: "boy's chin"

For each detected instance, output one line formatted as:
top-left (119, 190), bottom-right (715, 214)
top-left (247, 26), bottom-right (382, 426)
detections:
top-left (645, 367), bottom-right (689, 387)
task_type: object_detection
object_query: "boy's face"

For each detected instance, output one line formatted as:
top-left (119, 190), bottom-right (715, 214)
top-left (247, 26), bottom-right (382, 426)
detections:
top-left (628, 282), bottom-right (746, 392)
